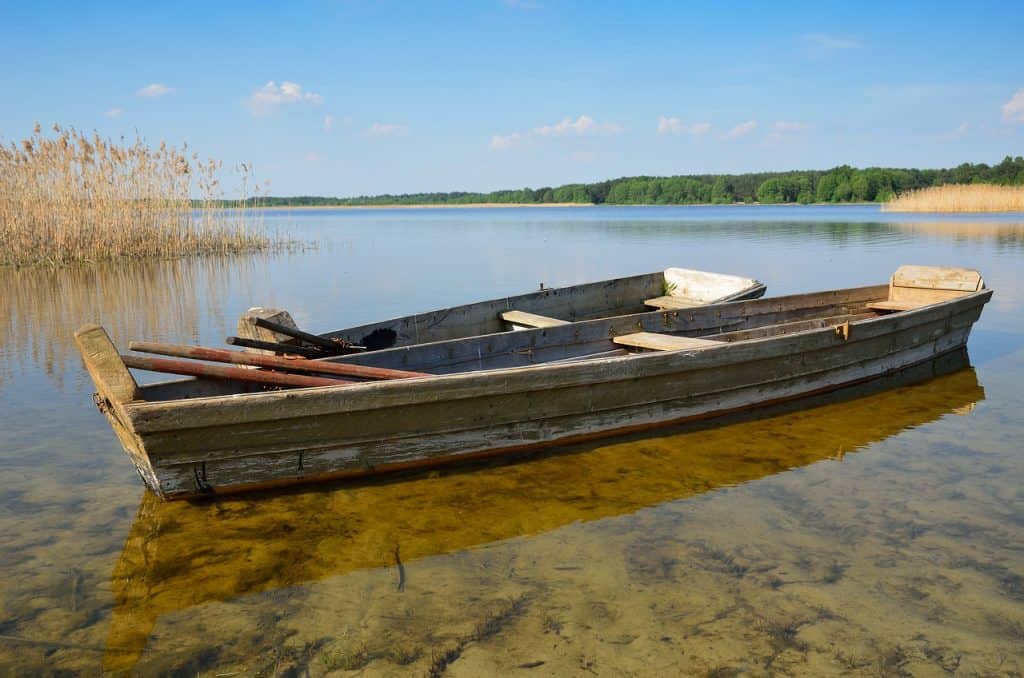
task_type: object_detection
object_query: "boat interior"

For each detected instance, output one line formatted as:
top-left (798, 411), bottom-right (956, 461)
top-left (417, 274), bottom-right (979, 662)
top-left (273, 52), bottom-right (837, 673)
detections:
top-left (134, 266), bottom-right (985, 404)
top-left (313, 267), bottom-right (765, 349)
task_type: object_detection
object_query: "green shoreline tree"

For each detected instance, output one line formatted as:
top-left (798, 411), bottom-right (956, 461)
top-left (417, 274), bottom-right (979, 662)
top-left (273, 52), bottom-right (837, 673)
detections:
top-left (216, 156), bottom-right (1024, 207)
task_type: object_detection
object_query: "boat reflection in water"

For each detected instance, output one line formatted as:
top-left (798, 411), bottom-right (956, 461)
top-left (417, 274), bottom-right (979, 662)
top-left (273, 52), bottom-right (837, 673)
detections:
top-left (105, 350), bottom-right (983, 670)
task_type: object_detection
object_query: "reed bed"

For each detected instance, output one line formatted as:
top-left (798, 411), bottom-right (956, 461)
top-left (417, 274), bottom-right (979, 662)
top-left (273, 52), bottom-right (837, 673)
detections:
top-left (0, 124), bottom-right (276, 266)
top-left (883, 184), bottom-right (1024, 213)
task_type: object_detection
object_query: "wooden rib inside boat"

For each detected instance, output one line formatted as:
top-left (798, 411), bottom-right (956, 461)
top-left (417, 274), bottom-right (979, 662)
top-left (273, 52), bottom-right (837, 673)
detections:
top-left (75, 265), bottom-right (992, 500)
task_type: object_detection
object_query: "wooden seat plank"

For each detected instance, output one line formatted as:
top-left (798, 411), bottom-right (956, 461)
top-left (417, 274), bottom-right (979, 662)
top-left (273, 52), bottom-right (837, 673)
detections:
top-left (643, 295), bottom-right (702, 310)
top-left (867, 300), bottom-right (923, 312)
top-left (500, 310), bottom-right (568, 329)
top-left (613, 332), bottom-right (720, 352)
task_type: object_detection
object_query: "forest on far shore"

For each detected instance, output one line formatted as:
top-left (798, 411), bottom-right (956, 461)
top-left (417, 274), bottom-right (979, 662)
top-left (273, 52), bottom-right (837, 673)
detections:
top-left (230, 155), bottom-right (1024, 207)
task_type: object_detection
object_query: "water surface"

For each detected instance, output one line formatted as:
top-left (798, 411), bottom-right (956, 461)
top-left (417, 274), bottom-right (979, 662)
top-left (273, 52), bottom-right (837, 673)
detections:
top-left (1, 205), bottom-right (1022, 675)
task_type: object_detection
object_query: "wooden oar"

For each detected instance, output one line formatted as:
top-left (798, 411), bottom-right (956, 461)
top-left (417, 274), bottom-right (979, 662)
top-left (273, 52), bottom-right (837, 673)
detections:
top-left (121, 354), bottom-right (350, 389)
top-left (128, 341), bottom-right (430, 380)
top-left (225, 336), bottom-right (325, 358)
top-left (248, 316), bottom-right (359, 353)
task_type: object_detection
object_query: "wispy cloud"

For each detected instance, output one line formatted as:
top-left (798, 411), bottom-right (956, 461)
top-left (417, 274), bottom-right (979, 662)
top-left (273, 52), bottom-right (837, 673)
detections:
top-left (105, 107), bottom-right (123, 118)
top-left (489, 114), bottom-right (622, 151)
top-left (324, 115), bottom-right (335, 133)
top-left (1002, 89), bottom-right (1024, 123)
top-left (248, 81), bottom-right (323, 114)
top-left (368, 122), bottom-right (407, 137)
top-left (802, 33), bottom-right (861, 51)
top-left (489, 133), bottom-right (523, 151)
top-left (137, 83), bottom-right (173, 98)
top-left (724, 120), bottom-right (758, 139)
top-left (766, 120), bottom-right (809, 143)
top-left (943, 122), bottom-right (970, 139)
top-left (657, 116), bottom-right (711, 136)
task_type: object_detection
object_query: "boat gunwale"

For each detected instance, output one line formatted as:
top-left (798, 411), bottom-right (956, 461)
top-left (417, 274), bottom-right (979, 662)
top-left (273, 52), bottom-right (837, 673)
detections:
top-left (124, 287), bottom-right (992, 432)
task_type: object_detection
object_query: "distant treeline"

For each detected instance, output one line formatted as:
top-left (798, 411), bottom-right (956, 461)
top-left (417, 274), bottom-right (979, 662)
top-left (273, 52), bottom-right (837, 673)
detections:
top-left (218, 156), bottom-right (1024, 207)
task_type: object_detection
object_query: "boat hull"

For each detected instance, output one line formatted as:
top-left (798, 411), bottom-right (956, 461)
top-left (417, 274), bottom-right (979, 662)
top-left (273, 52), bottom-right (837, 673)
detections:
top-left (115, 288), bottom-right (990, 499)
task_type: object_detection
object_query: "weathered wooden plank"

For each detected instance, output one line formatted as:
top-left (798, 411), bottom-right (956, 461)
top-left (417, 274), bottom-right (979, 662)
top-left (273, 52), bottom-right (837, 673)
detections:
top-left (500, 310), bottom-right (569, 329)
top-left (711, 312), bottom-right (876, 343)
top-left (613, 332), bottom-right (720, 351)
top-left (892, 265), bottom-right (983, 292)
top-left (867, 300), bottom-right (923, 312)
top-left (74, 324), bottom-right (141, 404)
top-left (888, 287), bottom-right (966, 306)
top-left (643, 295), bottom-right (702, 310)
top-left (236, 307), bottom-right (301, 347)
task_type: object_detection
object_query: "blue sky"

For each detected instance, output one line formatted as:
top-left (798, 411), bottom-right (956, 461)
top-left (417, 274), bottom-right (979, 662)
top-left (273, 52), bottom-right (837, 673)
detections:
top-left (1, 0), bottom-right (1022, 196)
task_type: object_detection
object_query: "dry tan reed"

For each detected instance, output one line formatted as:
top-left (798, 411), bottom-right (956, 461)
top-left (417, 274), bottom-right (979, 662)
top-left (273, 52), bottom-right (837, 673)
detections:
top-left (0, 123), bottom-right (275, 266)
top-left (883, 183), bottom-right (1024, 213)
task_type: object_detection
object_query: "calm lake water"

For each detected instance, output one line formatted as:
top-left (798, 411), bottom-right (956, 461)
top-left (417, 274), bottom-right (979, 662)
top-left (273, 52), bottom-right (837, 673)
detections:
top-left (1, 205), bottom-right (1022, 675)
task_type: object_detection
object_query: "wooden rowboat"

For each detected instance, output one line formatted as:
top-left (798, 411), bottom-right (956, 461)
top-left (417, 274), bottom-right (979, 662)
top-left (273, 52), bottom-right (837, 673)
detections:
top-left (233, 267), bottom-right (766, 353)
top-left (76, 265), bottom-right (991, 500)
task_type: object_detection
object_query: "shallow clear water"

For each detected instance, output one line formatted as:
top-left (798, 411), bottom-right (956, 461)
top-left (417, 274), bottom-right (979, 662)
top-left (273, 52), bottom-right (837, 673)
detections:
top-left (1, 205), bottom-right (1022, 675)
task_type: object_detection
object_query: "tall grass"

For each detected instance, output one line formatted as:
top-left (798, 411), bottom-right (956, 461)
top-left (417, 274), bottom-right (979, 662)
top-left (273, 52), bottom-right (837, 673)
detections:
top-left (883, 184), bottom-right (1024, 213)
top-left (0, 123), bottom-right (275, 266)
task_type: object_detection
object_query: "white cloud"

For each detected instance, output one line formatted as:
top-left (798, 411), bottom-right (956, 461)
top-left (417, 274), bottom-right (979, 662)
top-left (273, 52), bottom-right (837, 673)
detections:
top-left (766, 120), bottom-right (809, 144)
top-left (951, 122), bottom-right (969, 137)
top-left (137, 83), bottom-right (173, 97)
top-left (105, 107), bottom-right (123, 118)
top-left (489, 132), bottom-right (523, 150)
top-left (489, 114), bottom-right (622, 150)
top-left (534, 115), bottom-right (621, 137)
top-left (774, 120), bottom-right (807, 132)
top-left (657, 116), bottom-right (711, 136)
top-left (1002, 89), bottom-right (1024, 123)
top-left (368, 122), bottom-right (407, 137)
top-left (802, 33), bottom-right (861, 50)
top-left (248, 81), bottom-right (323, 114)
top-left (324, 115), bottom-right (335, 132)
top-left (725, 120), bottom-right (758, 139)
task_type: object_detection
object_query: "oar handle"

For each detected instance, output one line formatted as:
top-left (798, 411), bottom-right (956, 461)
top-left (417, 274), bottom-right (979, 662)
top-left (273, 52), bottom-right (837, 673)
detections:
top-left (129, 340), bottom-right (430, 380)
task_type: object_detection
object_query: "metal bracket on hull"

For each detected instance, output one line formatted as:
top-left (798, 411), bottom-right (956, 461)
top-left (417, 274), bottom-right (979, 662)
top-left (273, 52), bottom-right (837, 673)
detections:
top-left (193, 463), bottom-right (213, 495)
